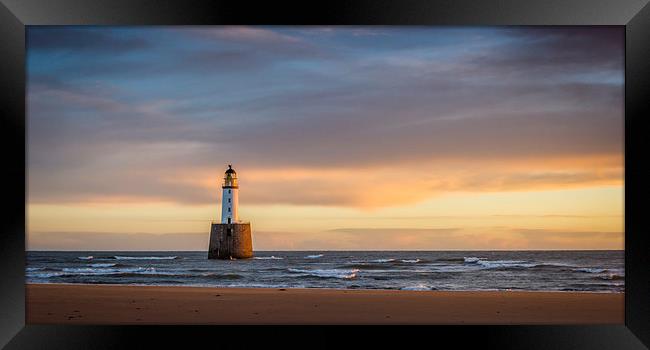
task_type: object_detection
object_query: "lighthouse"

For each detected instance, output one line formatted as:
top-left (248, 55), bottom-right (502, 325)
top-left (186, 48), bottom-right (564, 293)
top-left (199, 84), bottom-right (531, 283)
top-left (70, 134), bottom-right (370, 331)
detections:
top-left (208, 165), bottom-right (253, 259)
top-left (221, 165), bottom-right (239, 224)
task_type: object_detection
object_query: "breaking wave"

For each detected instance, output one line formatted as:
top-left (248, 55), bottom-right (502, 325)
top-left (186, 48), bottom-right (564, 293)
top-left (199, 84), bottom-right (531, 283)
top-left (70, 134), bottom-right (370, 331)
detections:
top-left (573, 268), bottom-right (607, 274)
top-left (113, 256), bottom-right (179, 260)
top-left (78, 255), bottom-right (179, 261)
top-left (89, 263), bottom-right (117, 268)
top-left (61, 267), bottom-right (150, 275)
top-left (29, 266), bottom-right (244, 280)
top-left (400, 259), bottom-right (421, 263)
top-left (26, 267), bottom-right (46, 272)
top-left (476, 260), bottom-right (536, 269)
top-left (28, 271), bottom-right (66, 278)
top-left (596, 274), bottom-right (624, 281)
top-left (353, 258), bottom-right (423, 264)
top-left (464, 257), bottom-right (550, 269)
top-left (305, 254), bottom-right (324, 259)
top-left (253, 256), bottom-right (284, 260)
top-left (288, 268), bottom-right (359, 279)
top-left (400, 284), bottom-right (432, 291)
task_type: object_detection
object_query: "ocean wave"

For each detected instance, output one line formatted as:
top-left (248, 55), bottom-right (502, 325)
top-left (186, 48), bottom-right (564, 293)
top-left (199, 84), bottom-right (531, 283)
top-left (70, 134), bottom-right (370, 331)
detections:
top-left (77, 256), bottom-right (93, 260)
top-left (52, 267), bottom-right (191, 277)
top-left (32, 266), bottom-right (244, 279)
top-left (596, 274), bottom-right (624, 281)
top-left (89, 263), bottom-right (117, 268)
top-left (430, 265), bottom-right (474, 273)
top-left (201, 273), bottom-right (243, 280)
top-left (463, 257), bottom-right (542, 269)
top-left (477, 260), bottom-right (536, 269)
top-left (187, 268), bottom-right (212, 272)
top-left (224, 283), bottom-right (298, 289)
top-left (288, 268), bottom-right (358, 279)
top-left (347, 258), bottom-right (395, 265)
top-left (341, 263), bottom-right (390, 270)
top-left (400, 259), bottom-right (420, 263)
top-left (115, 268), bottom-right (190, 276)
top-left (28, 271), bottom-right (66, 278)
top-left (531, 263), bottom-right (575, 269)
top-left (89, 272), bottom-right (182, 278)
top-left (61, 267), bottom-right (149, 275)
top-left (484, 261), bottom-right (606, 271)
top-left (26, 267), bottom-right (46, 272)
top-left (436, 257), bottom-right (465, 262)
top-left (353, 258), bottom-right (424, 264)
top-left (113, 256), bottom-right (179, 260)
top-left (573, 268), bottom-right (607, 274)
top-left (253, 256), bottom-right (284, 260)
top-left (400, 284), bottom-right (432, 291)
top-left (110, 272), bottom-right (243, 280)
top-left (26, 266), bottom-right (60, 273)
top-left (566, 282), bottom-right (625, 290)
top-left (305, 254), bottom-right (324, 259)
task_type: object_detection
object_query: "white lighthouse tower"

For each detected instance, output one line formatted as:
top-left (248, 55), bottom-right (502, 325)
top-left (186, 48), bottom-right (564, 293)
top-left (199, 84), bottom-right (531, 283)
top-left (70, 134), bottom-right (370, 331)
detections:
top-left (221, 164), bottom-right (239, 224)
top-left (208, 164), bottom-right (252, 259)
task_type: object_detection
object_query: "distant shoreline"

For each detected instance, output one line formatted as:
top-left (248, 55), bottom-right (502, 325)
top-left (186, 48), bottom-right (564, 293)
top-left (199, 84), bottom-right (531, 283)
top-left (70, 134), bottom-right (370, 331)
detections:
top-left (27, 283), bottom-right (624, 324)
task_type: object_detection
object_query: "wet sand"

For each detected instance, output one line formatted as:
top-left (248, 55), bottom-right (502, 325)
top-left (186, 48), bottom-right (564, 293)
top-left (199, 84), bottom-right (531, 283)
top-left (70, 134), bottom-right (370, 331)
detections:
top-left (26, 283), bottom-right (624, 324)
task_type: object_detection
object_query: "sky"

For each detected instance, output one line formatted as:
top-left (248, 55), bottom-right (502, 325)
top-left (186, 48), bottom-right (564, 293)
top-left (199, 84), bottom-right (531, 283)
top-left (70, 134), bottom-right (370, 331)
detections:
top-left (26, 26), bottom-right (624, 251)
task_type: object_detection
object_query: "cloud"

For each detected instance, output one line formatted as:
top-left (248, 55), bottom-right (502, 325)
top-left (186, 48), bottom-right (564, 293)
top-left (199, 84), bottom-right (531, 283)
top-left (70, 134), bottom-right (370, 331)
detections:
top-left (467, 27), bottom-right (623, 79)
top-left (191, 26), bottom-right (302, 44)
top-left (27, 231), bottom-right (208, 251)
top-left (26, 27), bottom-right (624, 208)
top-left (27, 27), bottom-right (149, 53)
top-left (27, 27), bottom-right (332, 87)
top-left (324, 227), bottom-right (622, 250)
top-left (26, 75), bottom-right (623, 208)
top-left (26, 150), bottom-right (622, 208)
top-left (294, 27), bottom-right (389, 37)
top-left (27, 227), bottom-right (623, 251)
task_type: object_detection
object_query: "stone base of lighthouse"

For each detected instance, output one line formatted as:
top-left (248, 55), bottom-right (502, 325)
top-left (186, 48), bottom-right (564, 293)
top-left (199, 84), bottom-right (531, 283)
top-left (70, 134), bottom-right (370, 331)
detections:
top-left (208, 223), bottom-right (253, 259)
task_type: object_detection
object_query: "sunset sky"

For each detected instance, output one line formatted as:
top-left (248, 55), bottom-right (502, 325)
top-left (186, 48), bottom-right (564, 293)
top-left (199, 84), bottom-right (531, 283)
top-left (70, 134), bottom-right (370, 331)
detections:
top-left (26, 26), bottom-right (624, 251)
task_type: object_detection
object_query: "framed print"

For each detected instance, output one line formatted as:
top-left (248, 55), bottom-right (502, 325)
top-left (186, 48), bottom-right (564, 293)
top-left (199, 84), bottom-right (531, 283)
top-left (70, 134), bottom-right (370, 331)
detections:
top-left (1, 0), bottom-right (649, 349)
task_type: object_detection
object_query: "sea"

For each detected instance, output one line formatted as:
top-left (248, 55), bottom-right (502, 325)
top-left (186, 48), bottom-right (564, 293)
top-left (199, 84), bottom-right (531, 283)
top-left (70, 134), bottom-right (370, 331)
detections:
top-left (26, 250), bottom-right (624, 292)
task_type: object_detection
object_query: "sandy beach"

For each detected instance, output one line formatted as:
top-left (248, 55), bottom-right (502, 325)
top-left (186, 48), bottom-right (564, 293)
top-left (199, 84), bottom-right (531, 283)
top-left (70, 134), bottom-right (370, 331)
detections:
top-left (26, 283), bottom-right (623, 324)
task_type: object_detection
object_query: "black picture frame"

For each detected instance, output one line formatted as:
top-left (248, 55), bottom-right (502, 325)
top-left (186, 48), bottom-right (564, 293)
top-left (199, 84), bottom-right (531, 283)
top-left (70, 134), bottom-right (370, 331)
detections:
top-left (1, 0), bottom-right (648, 349)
